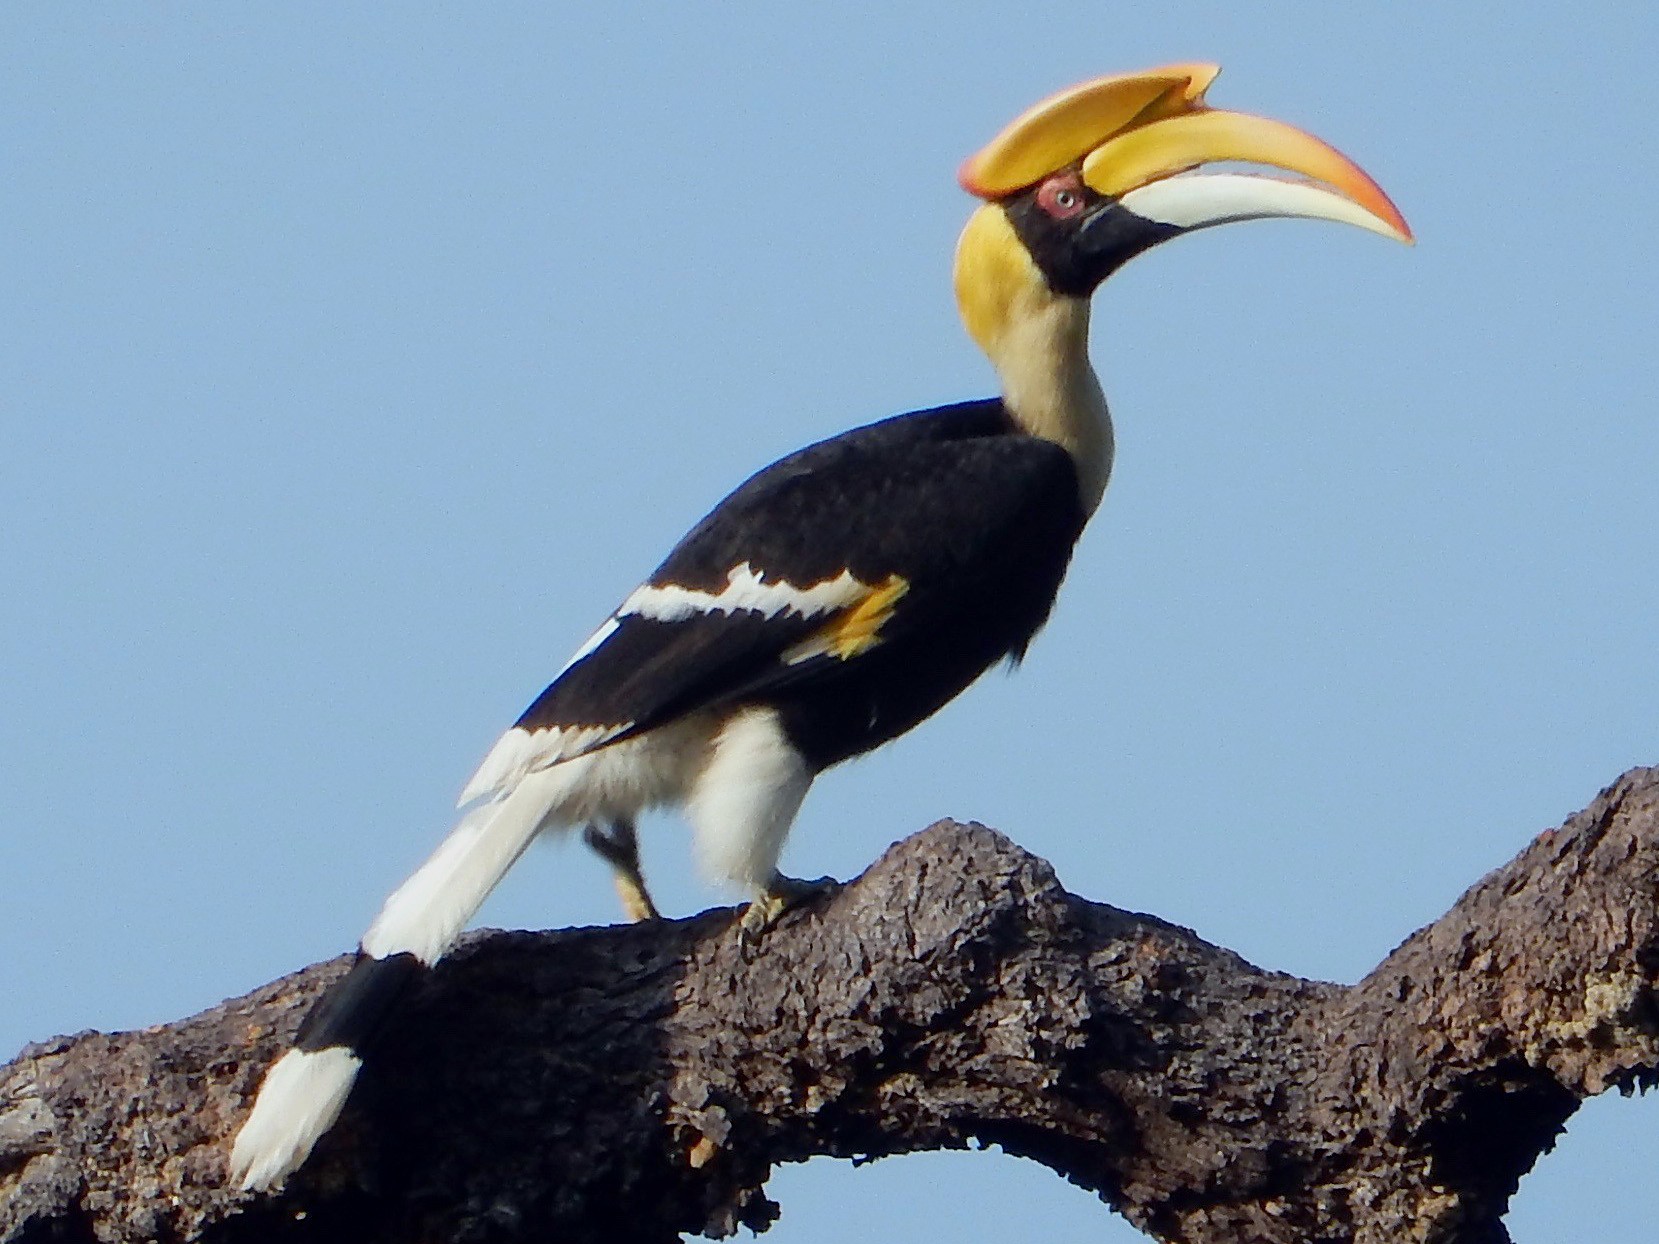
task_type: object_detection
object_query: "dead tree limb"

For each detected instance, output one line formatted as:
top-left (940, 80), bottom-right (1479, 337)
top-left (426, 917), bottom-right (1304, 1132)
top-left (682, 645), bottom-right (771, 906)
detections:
top-left (4, 765), bottom-right (1659, 1244)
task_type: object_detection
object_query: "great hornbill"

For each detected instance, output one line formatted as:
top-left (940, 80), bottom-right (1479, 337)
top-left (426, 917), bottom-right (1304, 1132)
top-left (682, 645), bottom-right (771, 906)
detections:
top-left (230, 62), bottom-right (1410, 1190)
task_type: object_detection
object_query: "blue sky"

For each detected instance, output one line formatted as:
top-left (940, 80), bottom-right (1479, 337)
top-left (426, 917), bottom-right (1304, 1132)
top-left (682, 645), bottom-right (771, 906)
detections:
top-left (3, 5), bottom-right (1656, 1240)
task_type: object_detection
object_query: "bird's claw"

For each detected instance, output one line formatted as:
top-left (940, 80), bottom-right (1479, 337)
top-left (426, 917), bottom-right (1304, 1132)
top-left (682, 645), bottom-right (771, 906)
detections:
top-left (582, 821), bottom-right (662, 923)
top-left (737, 874), bottom-right (839, 949)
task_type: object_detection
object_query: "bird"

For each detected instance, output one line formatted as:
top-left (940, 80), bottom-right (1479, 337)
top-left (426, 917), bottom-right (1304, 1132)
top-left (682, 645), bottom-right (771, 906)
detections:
top-left (228, 62), bottom-right (1411, 1191)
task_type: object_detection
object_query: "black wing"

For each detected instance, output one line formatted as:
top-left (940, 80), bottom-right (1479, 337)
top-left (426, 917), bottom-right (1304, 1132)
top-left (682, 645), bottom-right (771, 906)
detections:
top-left (511, 399), bottom-right (1086, 767)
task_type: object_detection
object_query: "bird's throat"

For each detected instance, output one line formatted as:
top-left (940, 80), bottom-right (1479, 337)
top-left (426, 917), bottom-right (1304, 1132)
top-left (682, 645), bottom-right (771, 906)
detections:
top-left (954, 206), bottom-right (1114, 513)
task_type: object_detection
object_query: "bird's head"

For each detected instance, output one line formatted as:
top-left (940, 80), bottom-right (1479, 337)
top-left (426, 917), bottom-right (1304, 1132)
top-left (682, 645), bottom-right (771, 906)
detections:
top-left (953, 63), bottom-right (1412, 358)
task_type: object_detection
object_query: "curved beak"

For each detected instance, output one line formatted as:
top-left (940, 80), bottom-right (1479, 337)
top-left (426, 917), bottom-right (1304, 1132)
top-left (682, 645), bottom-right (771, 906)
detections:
top-left (961, 65), bottom-right (1412, 245)
top-left (1084, 109), bottom-right (1412, 243)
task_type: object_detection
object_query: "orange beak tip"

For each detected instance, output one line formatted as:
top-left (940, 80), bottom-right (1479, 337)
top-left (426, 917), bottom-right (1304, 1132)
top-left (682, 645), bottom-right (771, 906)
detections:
top-left (1370, 195), bottom-right (1415, 245)
top-left (1393, 205), bottom-right (1417, 245)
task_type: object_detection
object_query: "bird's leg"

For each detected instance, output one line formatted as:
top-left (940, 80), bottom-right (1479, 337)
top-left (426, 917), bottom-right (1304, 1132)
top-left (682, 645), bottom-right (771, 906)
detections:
top-left (739, 871), bottom-right (839, 939)
top-left (582, 819), bottom-right (661, 923)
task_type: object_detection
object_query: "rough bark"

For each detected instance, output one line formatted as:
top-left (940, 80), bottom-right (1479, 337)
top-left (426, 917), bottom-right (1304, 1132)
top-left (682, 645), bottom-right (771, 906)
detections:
top-left (5, 766), bottom-right (1659, 1244)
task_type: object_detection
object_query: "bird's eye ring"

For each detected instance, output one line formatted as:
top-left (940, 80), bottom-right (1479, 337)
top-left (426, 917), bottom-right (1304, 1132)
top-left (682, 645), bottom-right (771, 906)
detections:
top-left (1036, 176), bottom-right (1086, 220)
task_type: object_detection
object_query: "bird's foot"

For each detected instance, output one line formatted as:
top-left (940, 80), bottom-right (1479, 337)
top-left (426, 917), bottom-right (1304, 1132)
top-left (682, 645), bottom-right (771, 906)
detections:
top-left (611, 873), bottom-right (662, 924)
top-left (738, 873), bottom-right (839, 946)
top-left (582, 821), bottom-right (662, 923)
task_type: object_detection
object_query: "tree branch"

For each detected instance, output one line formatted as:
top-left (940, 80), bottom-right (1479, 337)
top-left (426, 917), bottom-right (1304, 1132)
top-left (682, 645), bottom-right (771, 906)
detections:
top-left (5, 766), bottom-right (1659, 1244)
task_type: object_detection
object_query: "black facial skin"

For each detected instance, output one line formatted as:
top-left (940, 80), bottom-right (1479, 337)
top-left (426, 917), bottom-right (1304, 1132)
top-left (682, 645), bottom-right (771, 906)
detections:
top-left (1002, 171), bottom-right (1183, 298)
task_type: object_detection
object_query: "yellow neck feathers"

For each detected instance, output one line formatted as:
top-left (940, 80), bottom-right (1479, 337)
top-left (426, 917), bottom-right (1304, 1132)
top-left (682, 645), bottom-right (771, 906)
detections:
top-left (953, 205), bottom-right (1113, 512)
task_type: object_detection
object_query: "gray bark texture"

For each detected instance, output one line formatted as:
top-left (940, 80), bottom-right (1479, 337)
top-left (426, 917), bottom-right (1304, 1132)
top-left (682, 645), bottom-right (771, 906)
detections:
top-left (5, 765), bottom-right (1659, 1244)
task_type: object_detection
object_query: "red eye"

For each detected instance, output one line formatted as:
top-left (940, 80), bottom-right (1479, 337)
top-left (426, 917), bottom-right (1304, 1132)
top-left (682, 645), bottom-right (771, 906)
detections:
top-left (1037, 175), bottom-right (1086, 219)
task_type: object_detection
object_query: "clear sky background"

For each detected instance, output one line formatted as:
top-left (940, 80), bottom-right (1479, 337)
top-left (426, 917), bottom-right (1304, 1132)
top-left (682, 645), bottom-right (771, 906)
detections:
top-left (3, 5), bottom-right (1656, 1241)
